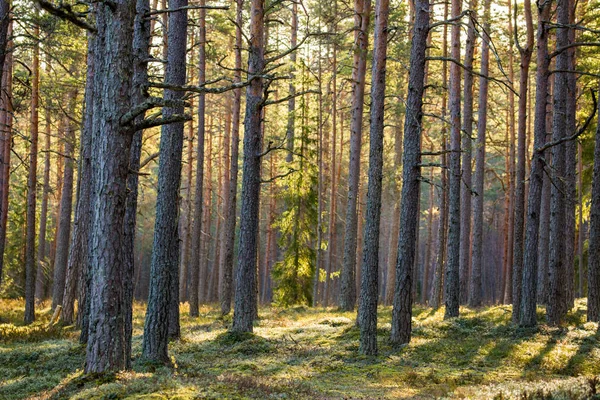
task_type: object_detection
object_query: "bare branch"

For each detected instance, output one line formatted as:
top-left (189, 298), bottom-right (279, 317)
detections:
top-left (36, 0), bottom-right (96, 32)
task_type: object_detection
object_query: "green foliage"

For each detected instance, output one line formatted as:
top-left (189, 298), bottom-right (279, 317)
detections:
top-left (272, 75), bottom-right (319, 307)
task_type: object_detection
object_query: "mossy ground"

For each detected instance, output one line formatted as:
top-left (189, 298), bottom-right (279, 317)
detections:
top-left (1, 298), bottom-right (600, 399)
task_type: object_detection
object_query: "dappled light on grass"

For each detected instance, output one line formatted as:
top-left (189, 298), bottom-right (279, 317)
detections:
top-left (1, 299), bottom-right (600, 399)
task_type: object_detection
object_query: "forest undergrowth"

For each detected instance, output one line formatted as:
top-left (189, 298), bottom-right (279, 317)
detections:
top-left (1, 299), bottom-right (600, 399)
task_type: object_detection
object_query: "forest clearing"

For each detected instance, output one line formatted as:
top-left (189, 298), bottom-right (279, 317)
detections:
top-left (2, 299), bottom-right (600, 399)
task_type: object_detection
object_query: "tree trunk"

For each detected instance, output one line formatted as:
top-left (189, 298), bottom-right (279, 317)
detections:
top-left (142, 0), bottom-right (187, 362)
top-left (35, 99), bottom-right (52, 301)
top-left (0, 21), bottom-right (10, 287)
top-left (52, 92), bottom-right (77, 312)
top-left (76, 33), bottom-right (95, 344)
top-left (459, 0), bottom-right (477, 304)
top-left (84, 0), bottom-right (136, 372)
top-left (231, 0), bottom-right (265, 333)
top-left (389, 0), bottom-right (428, 345)
top-left (53, 90), bottom-right (76, 321)
top-left (431, 1), bottom-right (449, 310)
top-left (587, 80), bottom-right (600, 322)
top-left (190, 0), bottom-right (206, 317)
top-left (469, 0), bottom-right (491, 308)
top-left (24, 15), bottom-right (40, 324)
top-left (511, 0), bottom-right (534, 323)
top-left (547, 0), bottom-right (571, 325)
top-left (518, 0), bottom-right (550, 327)
top-left (357, 0), bottom-right (389, 354)
top-left (218, 0), bottom-right (243, 316)
top-left (444, 0), bottom-right (462, 320)
top-left (340, 0), bottom-right (371, 311)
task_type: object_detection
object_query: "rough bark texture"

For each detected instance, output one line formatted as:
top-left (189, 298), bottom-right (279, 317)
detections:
top-left (218, 0), bottom-right (243, 316)
top-left (389, 0), bottom-right (428, 345)
top-left (189, 0), bottom-right (206, 317)
top-left (588, 81), bottom-right (600, 322)
top-left (24, 17), bottom-right (40, 324)
top-left (340, 0), bottom-right (371, 311)
top-left (84, 0), bottom-right (136, 372)
top-left (459, 0), bottom-right (477, 304)
top-left (547, 0), bottom-right (570, 325)
top-left (120, 0), bottom-right (151, 365)
top-left (511, 0), bottom-right (534, 323)
top-left (142, 0), bottom-right (187, 362)
top-left (357, 0), bottom-right (389, 355)
top-left (444, 0), bottom-right (462, 320)
top-left (76, 33), bottom-right (95, 343)
top-left (231, 0), bottom-right (265, 333)
top-left (469, 0), bottom-right (491, 308)
top-left (519, 0), bottom-right (550, 327)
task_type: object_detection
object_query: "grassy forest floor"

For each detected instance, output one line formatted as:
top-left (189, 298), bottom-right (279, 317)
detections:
top-left (1, 299), bottom-right (600, 399)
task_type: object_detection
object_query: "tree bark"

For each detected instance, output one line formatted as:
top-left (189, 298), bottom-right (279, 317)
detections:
top-left (444, 0), bottom-right (462, 320)
top-left (24, 14), bottom-right (40, 324)
top-left (340, 0), bottom-right (371, 312)
top-left (519, 0), bottom-right (550, 327)
top-left (357, 0), bottom-right (389, 354)
top-left (189, 0), bottom-right (206, 317)
top-left (587, 80), bottom-right (600, 322)
top-left (0, 20), bottom-right (10, 287)
top-left (469, 0), bottom-right (491, 308)
top-left (84, 0), bottom-right (136, 372)
top-left (231, 0), bottom-right (265, 333)
top-left (35, 97), bottom-right (52, 301)
top-left (459, 0), bottom-right (477, 304)
top-left (218, 0), bottom-right (243, 316)
top-left (511, 0), bottom-right (534, 323)
top-left (547, 0), bottom-right (571, 325)
top-left (389, 0), bottom-right (428, 345)
top-left (142, 0), bottom-right (187, 362)
top-left (76, 33), bottom-right (95, 344)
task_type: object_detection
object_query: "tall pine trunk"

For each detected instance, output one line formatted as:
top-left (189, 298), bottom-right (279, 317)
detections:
top-left (469, 0), bottom-right (491, 308)
top-left (358, 0), bottom-right (389, 354)
top-left (142, 0), bottom-right (187, 362)
top-left (340, 0), bottom-right (371, 311)
top-left (519, 0), bottom-right (550, 327)
top-left (231, 0), bottom-right (265, 333)
top-left (389, 0), bottom-right (428, 345)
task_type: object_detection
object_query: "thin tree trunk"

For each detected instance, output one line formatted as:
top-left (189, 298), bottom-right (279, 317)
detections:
top-left (231, 0), bottom-right (265, 333)
top-left (24, 15), bottom-right (40, 324)
top-left (389, 0), bottom-right (428, 345)
top-left (511, 0), bottom-right (534, 323)
top-left (141, 0), bottom-right (187, 362)
top-left (469, 0), bottom-right (491, 308)
top-left (35, 97), bottom-right (52, 301)
top-left (357, 0), bottom-right (389, 350)
top-left (0, 33), bottom-right (10, 287)
top-left (587, 80), bottom-right (600, 322)
top-left (444, 0), bottom-right (462, 320)
top-left (76, 33), bottom-right (95, 343)
top-left (431, 1), bottom-right (448, 310)
top-left (218, 0), bottom-right (243, 316)
top-left (547, 0), bottom-right (571, 325)
top-left (53, 90), bottom-right (76, 320)
top-left (519, 0), bottom-right (550, 327)
top-left (577, 143), bottom-right (584, 298)
top-left (190, 0), bottom-right (206, 317)
top-left (340, 0), bottom-right (371, 311)
top-left (459, 0), bottom-right (477, 304)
